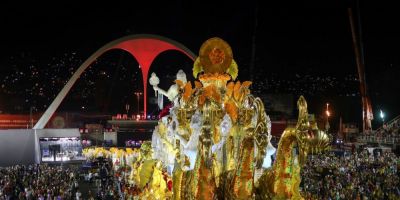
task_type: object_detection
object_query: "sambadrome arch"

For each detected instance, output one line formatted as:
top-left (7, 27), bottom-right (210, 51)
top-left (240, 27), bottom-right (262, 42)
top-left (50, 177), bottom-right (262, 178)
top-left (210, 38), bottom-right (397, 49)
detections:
top-left (33, 34), bottom-right (196, 129)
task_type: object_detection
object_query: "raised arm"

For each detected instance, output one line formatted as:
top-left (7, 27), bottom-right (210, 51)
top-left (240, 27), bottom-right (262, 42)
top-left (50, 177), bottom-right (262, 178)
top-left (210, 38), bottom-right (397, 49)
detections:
top-left (175, 133), bottom-right (188, 147)
top-left (153, 86), bottom-right (169, 98)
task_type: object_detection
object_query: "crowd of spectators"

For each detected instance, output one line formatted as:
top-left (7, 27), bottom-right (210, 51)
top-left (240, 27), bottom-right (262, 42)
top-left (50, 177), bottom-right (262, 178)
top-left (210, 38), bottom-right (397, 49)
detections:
top-left (0, 161), bottom-right (120, 200)
top-left (2, 147), bottom-right (399, 199)
top-left (0, 164), bottom-right (80, 199)
top-left (91, 159), bottom-right (119, 200)
top-left (301, 150), bottom-right (400, 200)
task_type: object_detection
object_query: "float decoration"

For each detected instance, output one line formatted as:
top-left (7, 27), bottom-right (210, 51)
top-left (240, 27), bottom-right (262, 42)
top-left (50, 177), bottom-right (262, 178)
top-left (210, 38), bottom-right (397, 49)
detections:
top-left (86, 37), bottom-right (330, 199)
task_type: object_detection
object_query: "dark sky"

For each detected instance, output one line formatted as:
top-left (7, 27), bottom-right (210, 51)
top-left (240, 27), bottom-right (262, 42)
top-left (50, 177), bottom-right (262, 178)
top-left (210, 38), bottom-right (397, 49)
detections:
top-left (0, 3), bottom-right (398, 77)
top-left (0, 2), bottom-right (399, 127)
top-left (1, 3), bottom-right (399, 72)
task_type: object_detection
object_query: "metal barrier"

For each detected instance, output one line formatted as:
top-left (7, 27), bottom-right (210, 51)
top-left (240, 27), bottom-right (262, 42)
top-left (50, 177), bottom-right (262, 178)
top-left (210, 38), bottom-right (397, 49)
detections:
top-left (376, 115), bottom-right (400, 134)
top-left (357, 135), bottom-right (400, 145)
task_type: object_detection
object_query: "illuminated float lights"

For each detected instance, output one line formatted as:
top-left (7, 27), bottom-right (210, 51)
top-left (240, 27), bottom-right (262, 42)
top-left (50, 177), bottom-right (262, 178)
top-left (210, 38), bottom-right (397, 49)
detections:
top-left (112, 113), bottom-right (158, 120)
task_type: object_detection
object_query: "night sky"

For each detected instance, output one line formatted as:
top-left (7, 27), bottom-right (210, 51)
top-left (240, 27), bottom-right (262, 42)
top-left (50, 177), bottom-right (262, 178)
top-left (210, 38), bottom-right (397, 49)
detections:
top-left (0, 2), bottom-right (399, 129)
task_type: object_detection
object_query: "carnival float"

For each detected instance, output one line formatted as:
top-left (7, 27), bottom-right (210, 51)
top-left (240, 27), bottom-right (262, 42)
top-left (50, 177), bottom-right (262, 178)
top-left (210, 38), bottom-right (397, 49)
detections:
top-left (83, 37), bottom-right (331, 199)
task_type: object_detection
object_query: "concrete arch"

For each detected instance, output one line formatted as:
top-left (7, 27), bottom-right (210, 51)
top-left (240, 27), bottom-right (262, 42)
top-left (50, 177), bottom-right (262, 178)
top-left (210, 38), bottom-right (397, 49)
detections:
top-left (34, 34), bottom-right (196, 129)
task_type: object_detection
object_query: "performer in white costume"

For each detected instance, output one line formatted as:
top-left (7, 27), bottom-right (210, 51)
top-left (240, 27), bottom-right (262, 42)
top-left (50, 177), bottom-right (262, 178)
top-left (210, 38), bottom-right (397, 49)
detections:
top-left (151, 116), bottom-right (177, 175)
top-left (174, 110), bottom-right (202, 171)
top-left (211, 114), bottom-right (232, 159)
top-left (150, 69), bottom-right (187, 106)
top-left (262, 114), bottom-right (276, 168)
top-left (150, 70), bottom-right (188, 174)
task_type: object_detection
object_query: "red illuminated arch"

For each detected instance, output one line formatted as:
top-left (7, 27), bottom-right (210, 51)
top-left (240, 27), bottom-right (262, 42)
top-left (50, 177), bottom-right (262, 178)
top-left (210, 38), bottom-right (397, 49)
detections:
top-left (34, 34), bottom-right (196, 129)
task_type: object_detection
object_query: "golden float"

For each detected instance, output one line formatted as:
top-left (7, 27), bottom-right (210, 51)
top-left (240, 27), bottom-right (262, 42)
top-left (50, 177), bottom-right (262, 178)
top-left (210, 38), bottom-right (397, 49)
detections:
top-left (85, 37), bottom-right (331, 199)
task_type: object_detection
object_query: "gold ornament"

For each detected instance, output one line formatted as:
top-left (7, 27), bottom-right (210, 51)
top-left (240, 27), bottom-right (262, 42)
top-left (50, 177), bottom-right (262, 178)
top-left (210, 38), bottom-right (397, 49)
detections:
top-left (193, 58), bottom-right (203, 78)
top-left (199, 37), bottom-right (233, 74)
top-left (226, 60), bottom-right (239, 80)
top-left (193, 37), bottom-right (239, 80)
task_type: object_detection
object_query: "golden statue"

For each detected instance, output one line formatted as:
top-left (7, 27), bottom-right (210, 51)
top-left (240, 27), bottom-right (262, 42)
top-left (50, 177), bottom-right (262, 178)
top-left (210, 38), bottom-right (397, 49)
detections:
top-left (255, 96), bottom-right (331, 200)
top-left (164, 37), bottom-right (276, 199)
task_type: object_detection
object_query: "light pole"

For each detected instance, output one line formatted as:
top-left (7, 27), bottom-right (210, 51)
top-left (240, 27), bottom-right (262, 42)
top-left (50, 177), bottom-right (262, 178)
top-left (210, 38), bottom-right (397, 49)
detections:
top-left (380, 109), bottom-right (385, 127)
top-left (325, 103), bottom-right (331, 133)
top-left (125, 104), bottom-right (130, 117)
top-left (134, 92), bottom-right (143, 115)
top-left (30, 107), bottom-right (33, 128)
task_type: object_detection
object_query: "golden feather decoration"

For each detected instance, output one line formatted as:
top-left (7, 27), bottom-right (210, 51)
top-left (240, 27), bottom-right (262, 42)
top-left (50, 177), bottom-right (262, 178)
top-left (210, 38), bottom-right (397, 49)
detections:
top-left (192, 58), bottom-right (203, 78)
top-left (224, 102), bottom-right (238, 122)
top-left (198, 95), bottom-right (206, 107)
top-left (226, 60), bottom-right (239, 80)
top-left (226, 81), bottom-right (235, 98)
top-left (241, 81), bottom-right (252, 88)
top-left (138, 160), bottom-right (156, 189)
top-left (241, 81), bottom-right (252, 98)
top-left (175, 80), bottom-right (185, 88)
top-left (233, 81), bottom-right (241, 101)
top-left (194, 81), bottom-right (203, 89)
top-left (183, 82), bottom-right (193, 102)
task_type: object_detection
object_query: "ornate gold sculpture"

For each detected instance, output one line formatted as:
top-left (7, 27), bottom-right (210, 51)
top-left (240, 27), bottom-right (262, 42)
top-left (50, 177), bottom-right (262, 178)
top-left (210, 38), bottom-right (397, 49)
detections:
top-left (120, 37), bottom-right (332, 199)
top-left (255, 96), bottom-right (331, 200)
top-left (193, 37), bottom-right (238, 80)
